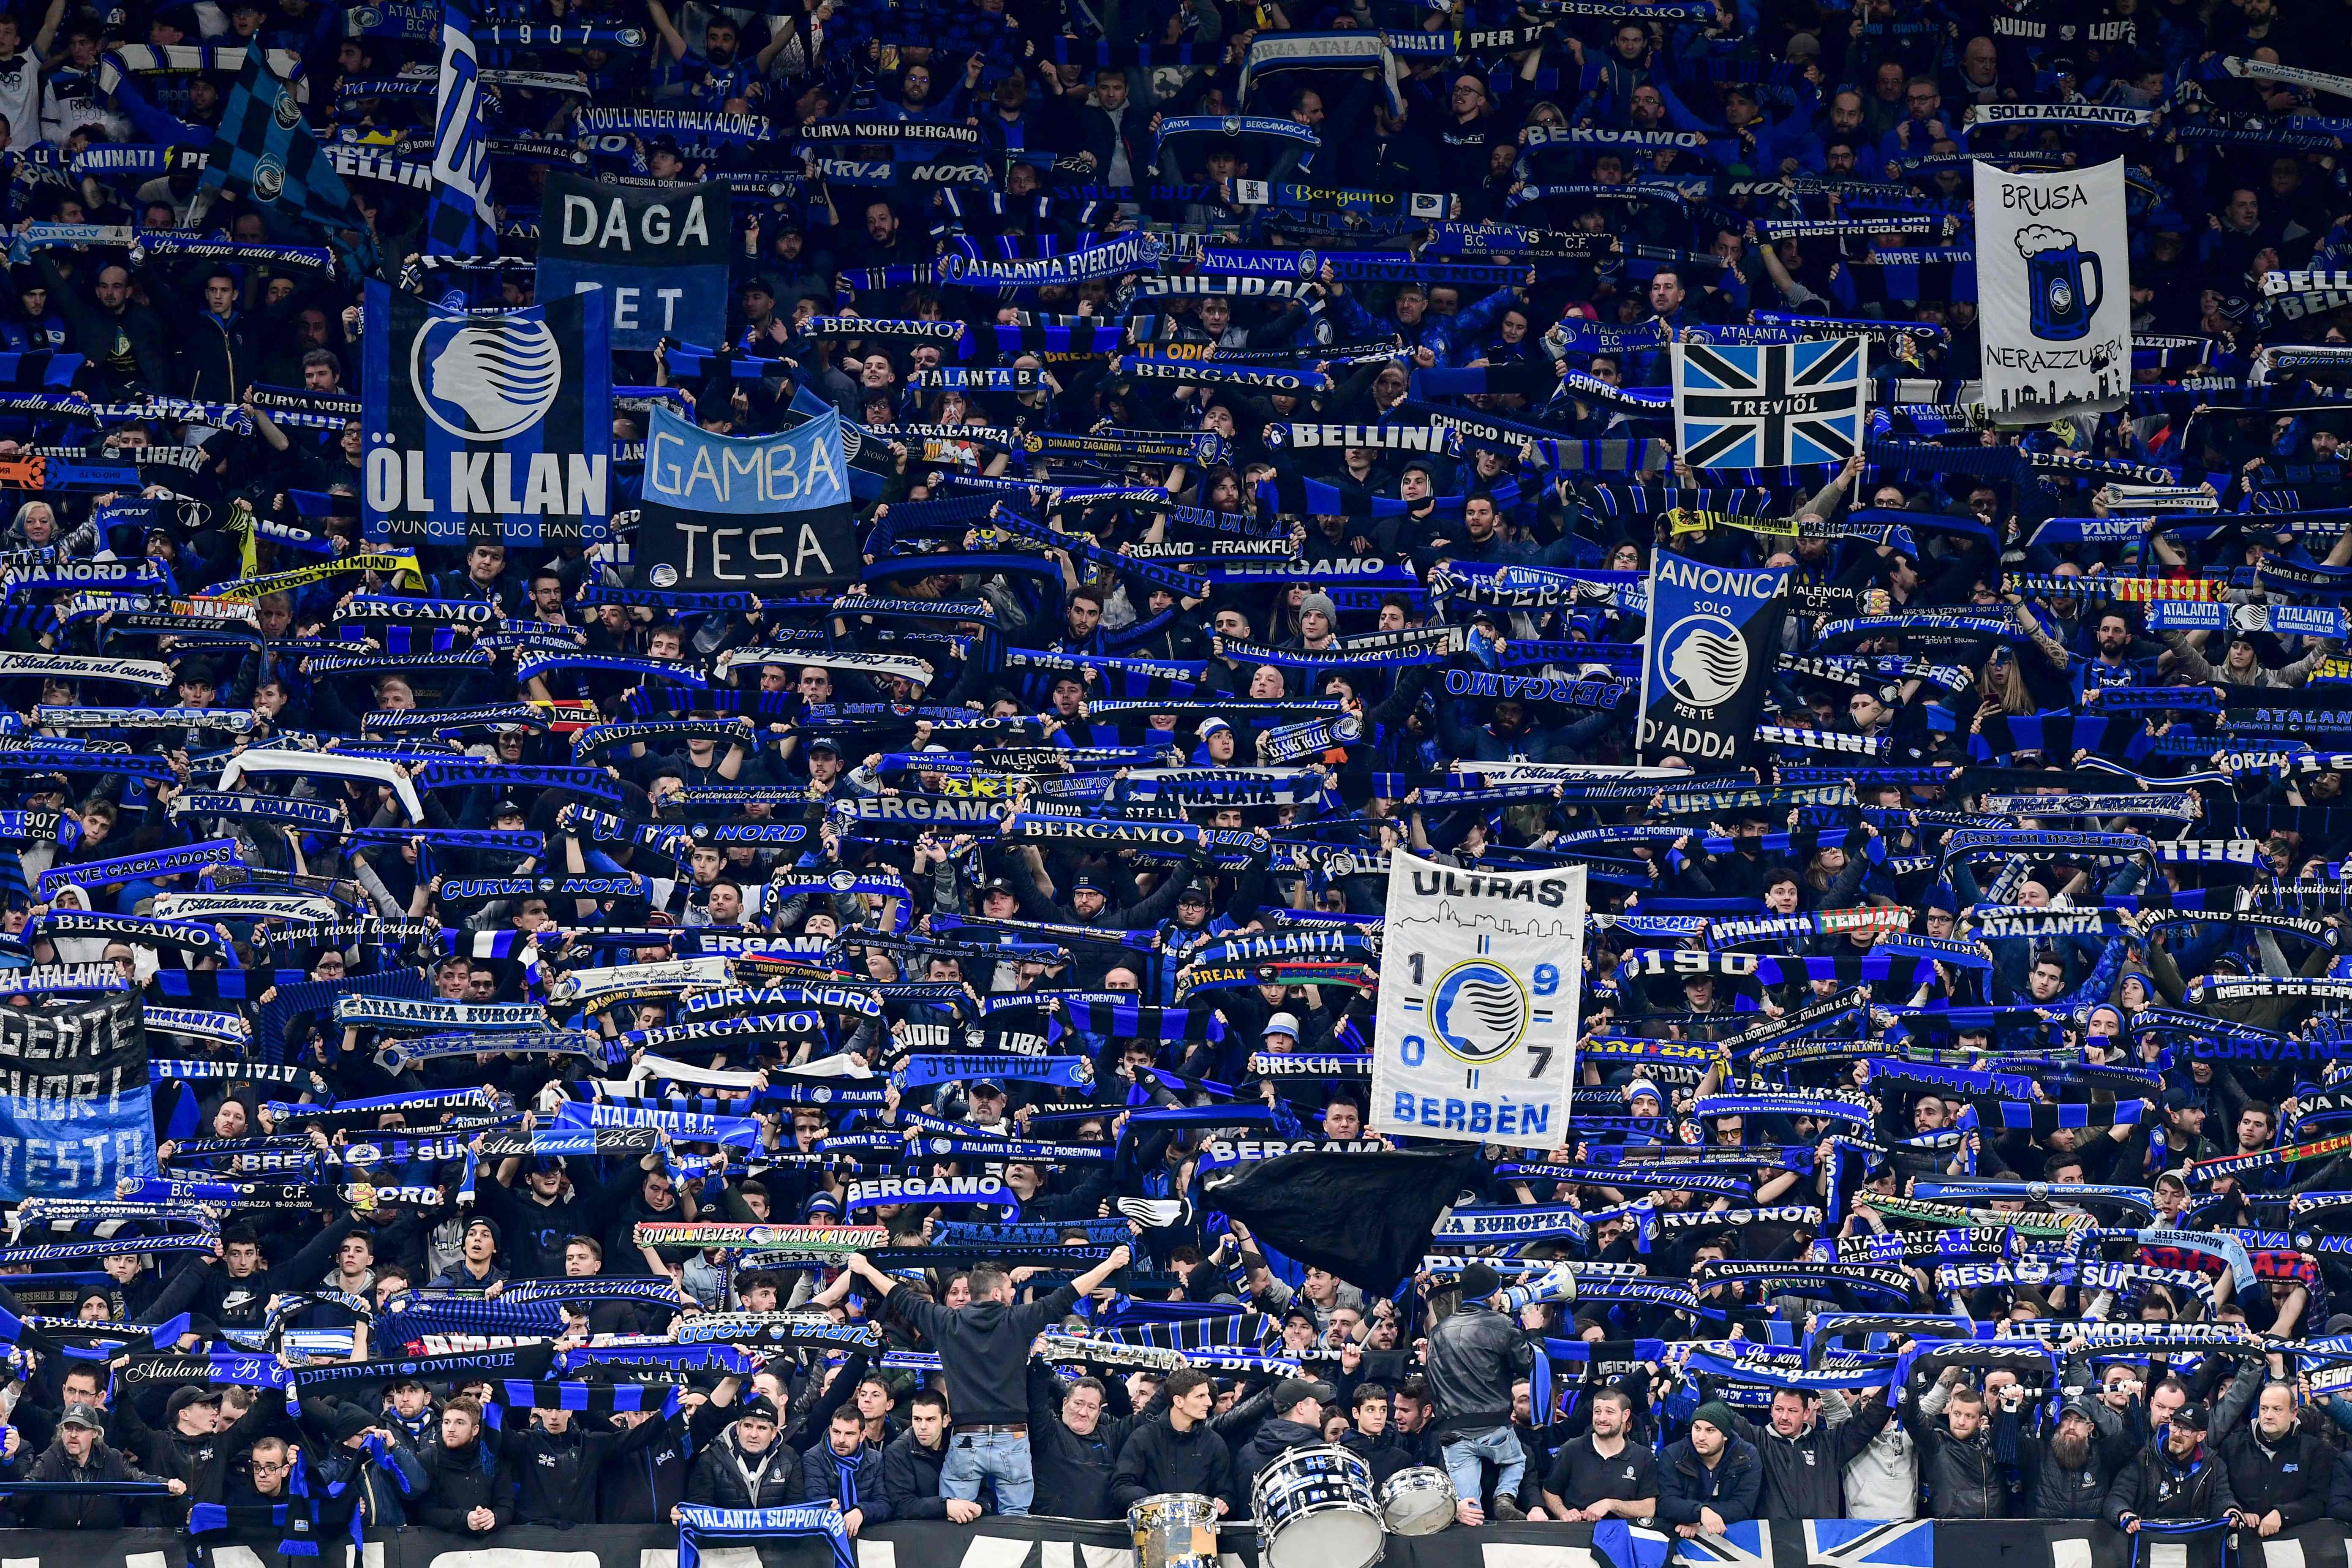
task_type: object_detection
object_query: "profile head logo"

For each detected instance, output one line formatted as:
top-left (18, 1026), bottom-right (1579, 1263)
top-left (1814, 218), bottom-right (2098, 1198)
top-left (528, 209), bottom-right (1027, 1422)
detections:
top-left (251, 156), bottom-right (285, 201)
top-left (272, 89), bottom-right (304, 131)
top-left (648, 564), bottom-right (678, 587)
top-left (411, 313), bottom-right (562, 441)
top-left (1429, 959), bottom-right (1527, 1063)
top-left (1660, 613), bottom-right (1749, 706)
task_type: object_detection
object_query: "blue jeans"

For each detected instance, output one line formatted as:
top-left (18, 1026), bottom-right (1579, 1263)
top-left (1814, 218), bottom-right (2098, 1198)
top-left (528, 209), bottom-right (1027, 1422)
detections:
top-left (1442, 1425), bottom-right (1524, 1511)
top-left (942, 1429), bottom-right (1034, 1516)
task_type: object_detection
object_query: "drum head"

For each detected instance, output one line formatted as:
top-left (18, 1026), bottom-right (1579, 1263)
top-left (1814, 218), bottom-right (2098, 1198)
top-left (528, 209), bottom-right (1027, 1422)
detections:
top-left (1263, 1504), bottom-right (1384, 1568)
top-left (1379, 1467), bottom-right (1456, 1535)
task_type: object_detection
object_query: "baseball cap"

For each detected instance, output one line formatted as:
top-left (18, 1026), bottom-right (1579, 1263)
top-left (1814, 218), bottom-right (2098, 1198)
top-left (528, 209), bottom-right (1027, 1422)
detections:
top-left (1198, 716), bottom-right (1232, 737)
top-left (737, 1395), bottom-right (781, 1425)
top-left (1266, 1012), bottom-right (1301, 1038)
top-left (166, 1386), bottom-right (223, 1420)
top-left (1272, 1376), bottom-right (1334, 1411)
top-left (972, 1078), bottom-right (1006, 1097)
top-left (740, 275), bottom-right (776, 298)
top-left (59, 1406), bottom-right (102, 1432)
top-left (2169, 1401), bottom-right (2209, 1430)
top-left (1176, 881), bottom-right (1212, 904)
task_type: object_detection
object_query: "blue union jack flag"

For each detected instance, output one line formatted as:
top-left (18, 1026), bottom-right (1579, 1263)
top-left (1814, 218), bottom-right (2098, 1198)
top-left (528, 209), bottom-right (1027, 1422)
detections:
top-left (1675, 337), bottom-right (1867, 469)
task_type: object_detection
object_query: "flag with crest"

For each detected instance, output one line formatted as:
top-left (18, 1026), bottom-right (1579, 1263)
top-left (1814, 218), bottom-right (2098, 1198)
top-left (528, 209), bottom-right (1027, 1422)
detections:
top-left (202, 52), bottom-right (374, 273)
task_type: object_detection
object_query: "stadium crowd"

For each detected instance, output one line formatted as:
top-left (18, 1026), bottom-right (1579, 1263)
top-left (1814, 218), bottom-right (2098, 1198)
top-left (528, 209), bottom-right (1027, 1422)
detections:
top-left (1, 0), bottom-right (2351, 1549)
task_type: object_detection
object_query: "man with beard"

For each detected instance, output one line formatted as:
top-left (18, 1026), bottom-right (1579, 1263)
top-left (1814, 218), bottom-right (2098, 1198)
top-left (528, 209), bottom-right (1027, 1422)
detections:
top-left (2106, 1400), bottom-right (2246, 1531)
top-left (2025, 1398), bottom-right (2112, 1517)
top-left (1543, 1386), bottom-right (1658, 1522)
top-left (2221, 1380), bottom-right (2330, 1536)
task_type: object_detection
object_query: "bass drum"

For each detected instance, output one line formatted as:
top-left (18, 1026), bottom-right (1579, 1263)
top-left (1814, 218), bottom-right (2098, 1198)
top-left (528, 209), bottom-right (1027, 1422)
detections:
top-left (1378, 1466), bottom-right (1456, 1535)
top-left (1128, 1492), bottom-right (1221, 1568)
top-left (1253, 1444), bottom-right (1384, 1568)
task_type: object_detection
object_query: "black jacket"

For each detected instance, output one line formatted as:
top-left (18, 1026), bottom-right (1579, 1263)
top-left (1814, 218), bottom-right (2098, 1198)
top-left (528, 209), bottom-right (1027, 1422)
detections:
top-left (685, 1427), bottom-right (807, 1509)
top-left (174, 305), bottom-right (255, 401)
top-left (1109, 1414), bottom-right (1238, 1514)
top-left (1340, 1428), bottom-right (1416, 1487)
top-left (889, 1283), bottom-right (1079, 1428)
top-left (1027, 1364), bottom-right (1141, 1520)
top-left (1235, 1417), bottom-right (1326, 1495)
top-left (1726, 1402), bottom-right (1892, 1520)
top-left (1424, 1299), bottom-right (1534, 1436)
top-left (1901, 1373), bottom-right (2008, 1519)
top-left (2220, 1424), bottom-right (2328, 1529)
top-left (2025, 1430), bottom-right (2114, 1520)
top-left (500, 1421), bottom-right (634, 1526)
top-left (602, 1405), bottom-right (726, 1525)
top-left (417, 1435), bottom-right (510, 1533)
top-left (881, 1427), bottom-right (958, 1522)
top-left (2106, 1437), bottom-right (2238, 1524)
top-left (13, 1437), bottom-right (170, 1528)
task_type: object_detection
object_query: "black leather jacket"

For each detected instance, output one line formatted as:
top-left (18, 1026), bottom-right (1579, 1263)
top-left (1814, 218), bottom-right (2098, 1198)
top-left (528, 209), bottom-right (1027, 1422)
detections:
top-left (1424, 1298), bottom-right (1534, 1437)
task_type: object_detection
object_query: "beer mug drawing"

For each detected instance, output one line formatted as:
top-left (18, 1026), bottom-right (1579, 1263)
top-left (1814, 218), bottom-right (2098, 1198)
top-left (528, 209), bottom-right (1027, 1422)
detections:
top-left (2016, 223), bottom-right (2102, 341)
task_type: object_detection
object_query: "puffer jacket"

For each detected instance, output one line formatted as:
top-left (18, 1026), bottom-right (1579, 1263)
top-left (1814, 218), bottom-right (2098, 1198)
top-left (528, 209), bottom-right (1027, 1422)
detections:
top-left (685, 1426), bottom-right (806, 1509)
top-left (1901, 1370), bottom-right (2008, 1519)
top-left (1424, 1298), bottom-right (1534, 1437)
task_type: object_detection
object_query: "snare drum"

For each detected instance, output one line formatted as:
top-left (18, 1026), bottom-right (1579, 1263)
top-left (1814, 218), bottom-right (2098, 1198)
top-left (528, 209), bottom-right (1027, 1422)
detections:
top-left (1253, 1444), bottom-right (1384, 1568)
top-left (1128, 1492), bottom-right (1221, 1568)
top-left (1378, 1466), bottom-right (1456, 1535)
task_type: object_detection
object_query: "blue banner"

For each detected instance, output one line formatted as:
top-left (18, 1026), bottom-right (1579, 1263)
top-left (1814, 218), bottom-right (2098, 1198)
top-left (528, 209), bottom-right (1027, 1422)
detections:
top-left (361, 278), bottom-right (612, 547)
top-left (1637, 548), bottom-right (1790, 767)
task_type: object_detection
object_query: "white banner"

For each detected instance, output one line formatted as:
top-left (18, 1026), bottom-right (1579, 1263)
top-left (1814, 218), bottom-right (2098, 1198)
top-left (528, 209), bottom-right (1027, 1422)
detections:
top-left (1370, 850), bottom-right (1584, 1148)
top-left (1975, 158), bottom-right (2132, 425)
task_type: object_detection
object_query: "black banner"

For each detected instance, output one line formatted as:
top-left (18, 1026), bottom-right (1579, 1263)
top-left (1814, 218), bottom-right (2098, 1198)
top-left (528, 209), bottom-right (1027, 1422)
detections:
top-left (635, 403), bottom-right (858, 593)
top-left (534, 172), bottom-right (727, 353)
top-left (19, 1516), bottom-right (2279, 1568)
top-left (27, 1523), bottom-right (2286, 1568)
top-left (0, 991), bottom-right (152, 1201)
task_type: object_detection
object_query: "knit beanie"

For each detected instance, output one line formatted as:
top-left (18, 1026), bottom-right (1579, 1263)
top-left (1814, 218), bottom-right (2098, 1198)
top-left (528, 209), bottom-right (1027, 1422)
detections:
top-left (1692, 1401), bottom-right (1742, 1438)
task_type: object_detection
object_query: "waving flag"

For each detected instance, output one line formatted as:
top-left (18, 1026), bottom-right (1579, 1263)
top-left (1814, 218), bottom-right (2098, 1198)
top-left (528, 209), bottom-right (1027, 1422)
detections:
top-left (203, 51), bottom-right (374, 272)
top-left (1674, 337), bottom-right (1867, 469)
top-left (425, 0), bottom-right (498, 253)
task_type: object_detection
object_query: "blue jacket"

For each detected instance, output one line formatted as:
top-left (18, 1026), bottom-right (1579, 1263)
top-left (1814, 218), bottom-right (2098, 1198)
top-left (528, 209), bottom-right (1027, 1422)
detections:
top-left (800, 1440), bottom-right (893, 1523)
